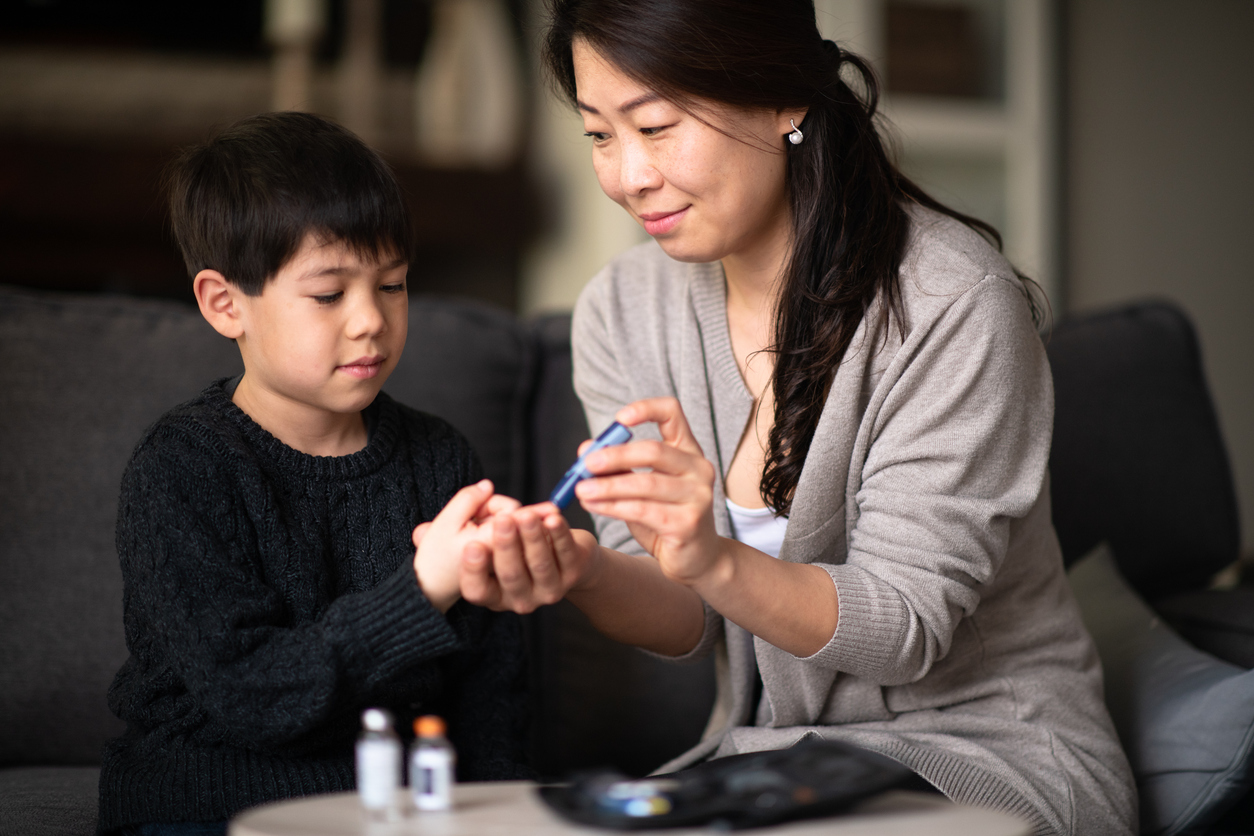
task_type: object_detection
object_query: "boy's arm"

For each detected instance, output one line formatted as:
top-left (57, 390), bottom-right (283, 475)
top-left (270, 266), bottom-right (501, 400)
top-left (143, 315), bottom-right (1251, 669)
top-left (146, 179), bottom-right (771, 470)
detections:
top-left (114, 429), bottom-right (468, 754)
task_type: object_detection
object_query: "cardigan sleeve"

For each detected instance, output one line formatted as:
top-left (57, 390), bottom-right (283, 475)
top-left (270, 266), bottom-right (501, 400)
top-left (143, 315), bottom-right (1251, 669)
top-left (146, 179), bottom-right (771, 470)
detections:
top-left (112, 427), bottom-right (464, 753)
top-left (801, 275), bottom-right (1054, 684)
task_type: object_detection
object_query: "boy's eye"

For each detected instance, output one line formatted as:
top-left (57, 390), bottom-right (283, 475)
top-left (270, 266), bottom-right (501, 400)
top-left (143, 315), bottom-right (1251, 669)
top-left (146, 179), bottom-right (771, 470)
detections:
top-left (313, 292), bottom-right (343, 305)
top-left (381, 282), bottom-right (406, 294)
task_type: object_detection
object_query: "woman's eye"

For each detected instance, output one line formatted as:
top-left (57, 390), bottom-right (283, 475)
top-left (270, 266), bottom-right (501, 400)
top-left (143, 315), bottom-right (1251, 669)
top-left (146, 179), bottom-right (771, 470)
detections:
top-left (313, 292), bottom-right (343, 305)
top-left (583, 131), bottom-right (609, 143)
top-left (639, 126), bottom-right (665, 137)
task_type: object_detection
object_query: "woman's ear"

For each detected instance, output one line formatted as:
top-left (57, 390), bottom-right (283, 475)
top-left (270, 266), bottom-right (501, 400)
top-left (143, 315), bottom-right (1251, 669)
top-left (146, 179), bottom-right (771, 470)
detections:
top-left (193, 270), bottom-right (245, 340)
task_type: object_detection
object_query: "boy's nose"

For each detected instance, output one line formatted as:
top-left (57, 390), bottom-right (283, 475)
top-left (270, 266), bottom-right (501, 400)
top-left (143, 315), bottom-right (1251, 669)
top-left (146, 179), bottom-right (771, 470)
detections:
top-left (346, 296), bottom-right (387, 339)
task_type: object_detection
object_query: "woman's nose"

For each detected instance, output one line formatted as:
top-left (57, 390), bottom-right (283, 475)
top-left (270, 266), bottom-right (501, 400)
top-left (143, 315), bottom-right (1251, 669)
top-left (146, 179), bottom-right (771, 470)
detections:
top-left (619, 139), bottom-right (661, 195)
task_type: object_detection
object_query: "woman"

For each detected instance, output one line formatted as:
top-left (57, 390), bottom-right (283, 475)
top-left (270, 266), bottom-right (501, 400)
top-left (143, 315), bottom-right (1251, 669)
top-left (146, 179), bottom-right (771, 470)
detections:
top-left (454, 1), bottom-right (1137, 833)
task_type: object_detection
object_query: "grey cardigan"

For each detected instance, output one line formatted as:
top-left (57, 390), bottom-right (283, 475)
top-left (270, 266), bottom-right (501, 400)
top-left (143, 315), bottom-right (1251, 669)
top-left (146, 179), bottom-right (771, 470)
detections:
top-left (570, 207), bottom-right (1137, 836)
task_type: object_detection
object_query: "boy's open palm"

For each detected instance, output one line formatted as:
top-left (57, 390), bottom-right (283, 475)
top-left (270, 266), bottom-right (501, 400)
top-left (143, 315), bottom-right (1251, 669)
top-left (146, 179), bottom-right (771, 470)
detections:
top-left (412, 480), bottom-right (520, 613)
top-left (460, 505), bottom-right (601, 614)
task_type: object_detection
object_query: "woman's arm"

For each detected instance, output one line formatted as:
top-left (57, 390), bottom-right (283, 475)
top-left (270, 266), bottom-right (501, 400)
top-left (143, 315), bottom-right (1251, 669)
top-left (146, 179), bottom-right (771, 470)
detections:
top-left (459, 396), bottom-right (840, 658)
top-left (573, 397), bottom-right (841, 657)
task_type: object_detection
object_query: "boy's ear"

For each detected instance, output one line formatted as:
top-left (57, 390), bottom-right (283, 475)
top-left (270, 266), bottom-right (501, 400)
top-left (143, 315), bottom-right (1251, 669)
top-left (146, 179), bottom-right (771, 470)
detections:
top-left (193, 270), bottom-right (246, 340)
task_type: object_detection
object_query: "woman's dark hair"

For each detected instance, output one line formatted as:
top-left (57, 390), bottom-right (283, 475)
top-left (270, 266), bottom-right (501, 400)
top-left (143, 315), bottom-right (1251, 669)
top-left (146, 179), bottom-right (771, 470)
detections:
top-left (166, 111), bottom-right (414, 295)
top-left (545, 0), bottom-right (1038, 515)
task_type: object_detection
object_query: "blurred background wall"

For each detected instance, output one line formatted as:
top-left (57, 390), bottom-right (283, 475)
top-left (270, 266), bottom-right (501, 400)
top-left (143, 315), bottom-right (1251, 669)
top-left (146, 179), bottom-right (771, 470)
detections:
top-left (0, 0), bottom-right (1249, 556)
top-left (1063, 0), bottom-right (1253, 561)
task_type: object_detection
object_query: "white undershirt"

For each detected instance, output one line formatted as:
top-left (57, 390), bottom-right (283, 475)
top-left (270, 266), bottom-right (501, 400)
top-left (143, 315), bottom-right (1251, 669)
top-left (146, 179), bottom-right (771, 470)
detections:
top-left (725, 498), bottom-right (788, 559)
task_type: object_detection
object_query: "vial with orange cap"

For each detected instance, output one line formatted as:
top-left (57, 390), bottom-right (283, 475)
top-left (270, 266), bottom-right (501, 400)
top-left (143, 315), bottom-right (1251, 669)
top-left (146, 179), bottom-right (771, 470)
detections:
top-left (411, 715), bottom-right (456, 811)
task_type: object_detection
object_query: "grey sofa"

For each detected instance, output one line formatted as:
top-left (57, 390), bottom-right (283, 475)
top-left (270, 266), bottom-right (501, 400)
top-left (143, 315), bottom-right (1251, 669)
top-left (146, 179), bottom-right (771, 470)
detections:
top-left (0, 285), bottom-right (1249, 836)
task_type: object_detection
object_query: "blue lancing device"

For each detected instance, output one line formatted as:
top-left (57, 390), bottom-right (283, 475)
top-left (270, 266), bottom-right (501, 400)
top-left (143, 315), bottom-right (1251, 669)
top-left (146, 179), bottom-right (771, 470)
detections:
top-left (549, 421), bottom-right (633, 509)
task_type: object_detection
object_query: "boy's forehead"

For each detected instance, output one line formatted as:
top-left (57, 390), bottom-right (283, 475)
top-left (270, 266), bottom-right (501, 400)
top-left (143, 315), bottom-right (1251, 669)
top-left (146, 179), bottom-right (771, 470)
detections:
top-left (282, 233), bottom-right (406, 278)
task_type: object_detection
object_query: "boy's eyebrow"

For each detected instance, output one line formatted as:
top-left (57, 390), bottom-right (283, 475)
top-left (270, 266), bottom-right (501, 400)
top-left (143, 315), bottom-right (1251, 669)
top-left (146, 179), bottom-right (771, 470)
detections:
top-left (577, 92), bottom-right (661, 116)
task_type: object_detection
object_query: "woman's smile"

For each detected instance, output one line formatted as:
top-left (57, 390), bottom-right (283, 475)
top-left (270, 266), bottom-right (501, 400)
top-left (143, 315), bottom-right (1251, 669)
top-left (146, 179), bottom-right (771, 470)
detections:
top-left (638, 206), bottom-right (690, 236)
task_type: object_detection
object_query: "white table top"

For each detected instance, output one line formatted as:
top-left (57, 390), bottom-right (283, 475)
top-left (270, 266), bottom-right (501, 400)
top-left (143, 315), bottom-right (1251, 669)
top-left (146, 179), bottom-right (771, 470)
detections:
top-left (230, 781), bottom-right (1030, 836)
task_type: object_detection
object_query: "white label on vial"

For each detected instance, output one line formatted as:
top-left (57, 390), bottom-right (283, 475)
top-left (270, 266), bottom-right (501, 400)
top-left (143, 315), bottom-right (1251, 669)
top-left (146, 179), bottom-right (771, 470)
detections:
top-left (413, 748), bottom-right (453, 810)
top-left (356, 739), bottom-right (400, 811)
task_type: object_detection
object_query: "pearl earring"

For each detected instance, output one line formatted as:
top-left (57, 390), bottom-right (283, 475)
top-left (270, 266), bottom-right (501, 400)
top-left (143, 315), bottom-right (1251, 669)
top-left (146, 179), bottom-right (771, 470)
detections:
top-left (787, 119), bottom-right (804, 145)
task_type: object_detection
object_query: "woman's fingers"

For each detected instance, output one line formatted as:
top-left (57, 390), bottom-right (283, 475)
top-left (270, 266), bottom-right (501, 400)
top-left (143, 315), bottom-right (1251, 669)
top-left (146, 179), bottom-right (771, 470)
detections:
top-left (616, 397), bottom-right (705, 457)
top-left (577, 463), bottom-right (713, 505)
top-left (584, 437), bottom-right (701, 478)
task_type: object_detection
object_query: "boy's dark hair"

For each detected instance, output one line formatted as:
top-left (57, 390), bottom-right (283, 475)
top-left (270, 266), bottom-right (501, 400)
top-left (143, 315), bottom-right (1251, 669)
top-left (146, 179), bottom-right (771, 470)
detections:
top-left (167, 111), bottom-right (414, 295)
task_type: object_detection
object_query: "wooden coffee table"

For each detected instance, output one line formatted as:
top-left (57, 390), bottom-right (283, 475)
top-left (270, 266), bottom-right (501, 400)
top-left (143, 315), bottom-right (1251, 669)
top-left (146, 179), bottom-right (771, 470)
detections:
top-left (229, 781), bottom-right (1030, 836)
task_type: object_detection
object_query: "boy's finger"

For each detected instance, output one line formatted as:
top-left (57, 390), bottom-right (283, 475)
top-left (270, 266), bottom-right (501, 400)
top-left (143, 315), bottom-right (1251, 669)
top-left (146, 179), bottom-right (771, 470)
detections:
top-left (491, 515), bottom-right (534, 605)
top-left (482, 493), bottom-right (522, 517)
top-left (432, 479), bottom-right (494, 533)
top-left (459, 541), bottom-right (501, 608)
top-left (411, 522), bottom-right (433, 548)
top-left (516, 510), bottom-right (561, 602)
top-left (543, 512), bottom-right (582, 578)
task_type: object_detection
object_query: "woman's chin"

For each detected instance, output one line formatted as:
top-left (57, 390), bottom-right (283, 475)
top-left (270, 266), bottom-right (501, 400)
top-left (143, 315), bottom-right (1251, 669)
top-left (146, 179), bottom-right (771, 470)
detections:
top-left (652, 236), bottom-right (724, 265)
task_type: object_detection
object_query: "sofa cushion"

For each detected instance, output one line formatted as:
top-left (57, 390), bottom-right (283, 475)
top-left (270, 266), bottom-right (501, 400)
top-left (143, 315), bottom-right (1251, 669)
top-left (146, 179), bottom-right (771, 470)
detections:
top-left (1069, 544), bottom-right (1254, 835)
top-left (0, 767), bottom-right (101, 836)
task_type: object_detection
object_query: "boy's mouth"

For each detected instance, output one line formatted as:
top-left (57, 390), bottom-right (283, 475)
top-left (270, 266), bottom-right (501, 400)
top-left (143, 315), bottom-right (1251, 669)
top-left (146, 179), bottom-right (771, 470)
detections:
top-left (338, 355), bottom-right (385, 379)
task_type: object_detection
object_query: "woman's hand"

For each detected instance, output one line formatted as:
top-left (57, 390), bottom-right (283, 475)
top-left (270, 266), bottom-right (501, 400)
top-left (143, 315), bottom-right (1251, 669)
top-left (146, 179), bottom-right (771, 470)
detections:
top-left (459, 503), bottom-right (602, 613)
top-left (412, 480), bottom-right (520, 613)
top-left (575, 397), bottom-right (730, 589)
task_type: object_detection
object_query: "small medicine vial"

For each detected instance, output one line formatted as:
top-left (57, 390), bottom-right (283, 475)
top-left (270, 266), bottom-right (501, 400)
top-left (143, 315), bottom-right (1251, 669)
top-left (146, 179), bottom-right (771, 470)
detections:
top-left (411, 715), bottom-right (456, 811)
top-left (356, 708), bottom-right (402, 820)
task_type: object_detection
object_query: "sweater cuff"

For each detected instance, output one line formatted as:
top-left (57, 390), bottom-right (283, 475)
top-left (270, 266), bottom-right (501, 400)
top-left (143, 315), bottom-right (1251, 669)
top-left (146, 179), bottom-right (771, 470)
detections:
top-left (332, 562), bottom-right (462, 684)
top-left (801, 563), bottom-right (908, 676)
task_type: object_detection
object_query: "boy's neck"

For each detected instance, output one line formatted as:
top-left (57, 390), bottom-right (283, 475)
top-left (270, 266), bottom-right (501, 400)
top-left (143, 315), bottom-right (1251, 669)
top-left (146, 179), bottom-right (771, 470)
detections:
top-left (231, 375), bottom-right (369, 457)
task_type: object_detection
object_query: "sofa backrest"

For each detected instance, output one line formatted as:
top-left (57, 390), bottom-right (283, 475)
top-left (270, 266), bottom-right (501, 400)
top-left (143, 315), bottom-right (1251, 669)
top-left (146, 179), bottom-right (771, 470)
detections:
top-left (1046, 301), bottom-right (1241, 600)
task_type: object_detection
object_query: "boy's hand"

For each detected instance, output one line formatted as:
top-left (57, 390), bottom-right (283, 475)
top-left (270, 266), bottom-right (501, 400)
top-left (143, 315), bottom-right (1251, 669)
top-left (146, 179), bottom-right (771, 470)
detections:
top-left (413, 480), bottom-right (520, 613)
top-left (460, 503), bottom-right (601, 614)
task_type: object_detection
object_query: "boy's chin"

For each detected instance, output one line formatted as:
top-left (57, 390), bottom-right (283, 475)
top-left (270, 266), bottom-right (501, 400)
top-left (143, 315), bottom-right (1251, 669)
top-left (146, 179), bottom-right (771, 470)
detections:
top-left (329, 380), bottom-right (387, 414)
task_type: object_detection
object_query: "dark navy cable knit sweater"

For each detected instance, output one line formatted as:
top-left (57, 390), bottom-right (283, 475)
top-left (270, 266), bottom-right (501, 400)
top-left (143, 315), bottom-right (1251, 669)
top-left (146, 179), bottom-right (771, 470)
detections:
top-left (98, 380), bottom-right (530, 833)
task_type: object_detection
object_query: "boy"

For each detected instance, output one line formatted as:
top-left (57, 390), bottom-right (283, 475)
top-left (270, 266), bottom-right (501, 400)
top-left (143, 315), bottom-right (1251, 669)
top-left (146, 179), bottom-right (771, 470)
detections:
top-left (98, 112), bottom-right (530, 836)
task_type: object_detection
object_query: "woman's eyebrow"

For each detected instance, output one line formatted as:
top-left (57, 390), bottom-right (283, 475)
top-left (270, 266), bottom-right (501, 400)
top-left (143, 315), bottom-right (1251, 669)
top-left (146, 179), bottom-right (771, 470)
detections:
top-left (578, 91), bottom-right (662, 115)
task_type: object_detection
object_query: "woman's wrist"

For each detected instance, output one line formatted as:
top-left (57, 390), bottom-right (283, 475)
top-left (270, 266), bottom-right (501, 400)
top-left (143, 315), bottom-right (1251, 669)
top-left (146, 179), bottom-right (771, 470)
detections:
top-left (674, 536), bottom-right (739, 595)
